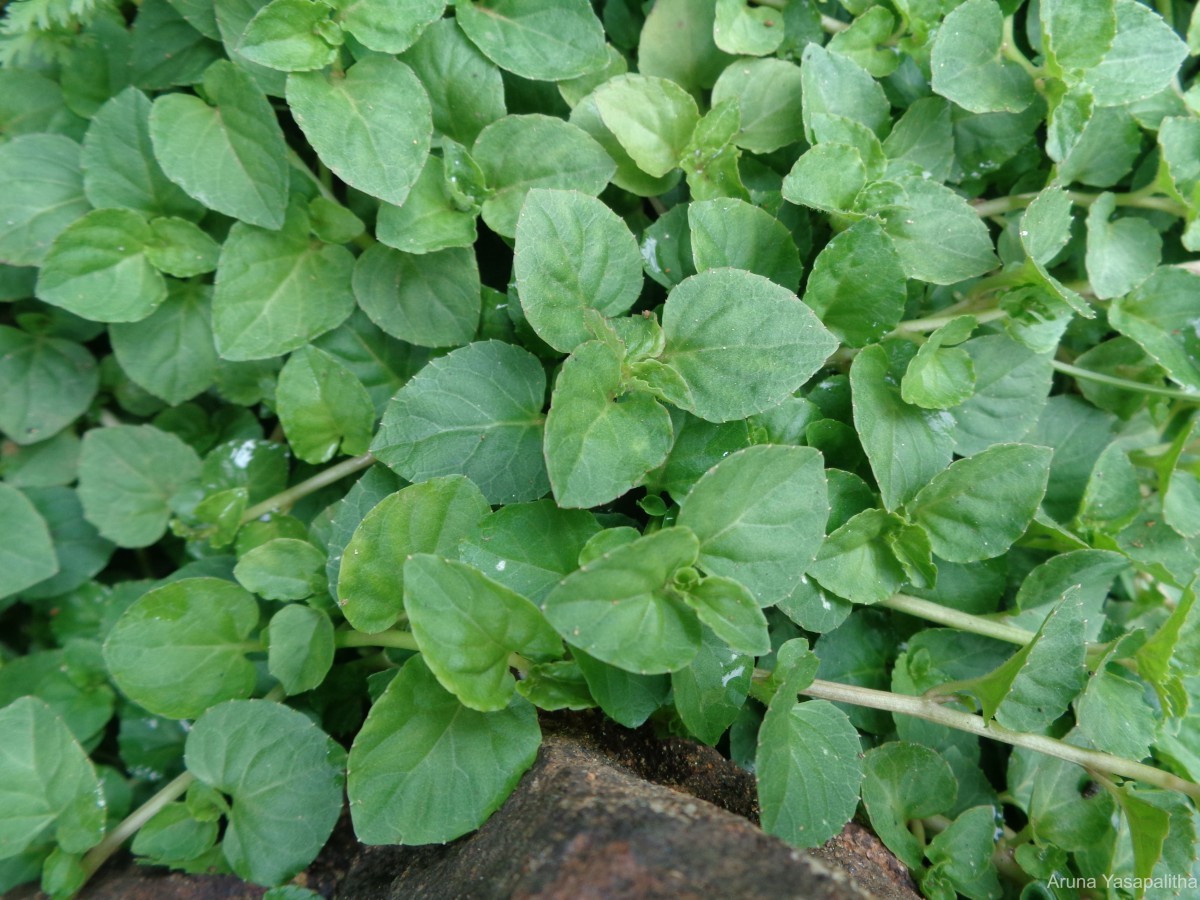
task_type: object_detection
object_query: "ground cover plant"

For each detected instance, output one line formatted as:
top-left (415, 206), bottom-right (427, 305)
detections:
top-left (2, 0), bottom-right (1200, 896)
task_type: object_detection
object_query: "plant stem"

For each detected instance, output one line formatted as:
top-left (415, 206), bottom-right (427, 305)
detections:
top-left (1000, 15), bottom-right (1041, 80)
top-left (79, 771), bottom-right (195, 882)
top-left (240, 453), bottom-right (375, 524)
top-left (1051, 360), bottom-right (1200, 403)
top-left (794, 678), bottom-right (1200, 801)
top-left (880, 593), bottom-right (1036, 645)
top-left (892, 307), bottom-right (1008, 335)
top-left (972, 189), bottom-right (1188, 219)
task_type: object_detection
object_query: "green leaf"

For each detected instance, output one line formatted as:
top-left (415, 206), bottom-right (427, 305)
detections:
top-left (322, 463), bottom-right (403, 596)
top-left (1040, 0), bottom-right (1115, 70)
top-left (19, 486), bottom-right (114, 601)
top-left (1074, 662), bottom-right (1155, 760)
top-left (212, 198), bottom-right (356, 361)
top-left (404, 554), bottom-right (562, 711)
top-left (455, 0), bottom-right (606, 81)
top-left (922, 806), bottom-right (1002, 900)
top-left (0, 134), bottom-right (90, 267)
top-left (573, 647), bottom-right (668, 728)
top-left (905, 443), bottom-right (1052, 563)
top-left (851, 344), bottom-right (955, 511)
top-left (807, 508), bottom-right (909, 606)
top-left (710, 57), bottom-right (804, 154)
top-left (688, 197), bottom-right (801, 291)
top-left (930, 0), bottom-right (1035, 114)
top-left (1083, 0), bottom-right (1188, 107)
top-left (287, 55), bottom-right (432, 206)
top-left (866, 177), bottom-right (998, 285)
top-left (591, 74), bottom-right (699, 179)
top-left (347, 654), bottom-right (540, 844)
top-left (372, 341), bottom-right (549, 504)
top-left (352, 244), bottom-right (480, 350)
top-left (234, 537), bottom-right (324, 601)
top-left (0, 325), bottom-right (98, 446)
top-left (337, 476), bottom-right (490, 633)
top-left (472, 113), bottom-right (615, 238)
top-left (131, 802), bottom-right (218, 865)
top-left (882, 97), bottom-right (955, 183)
top-left (149, 60), bottom-right (288, 229)
top-left (266, 604), bottom-right (334, 695)
top-left (514, 660), bottom-right (595, 711)
top-left (862, 742), bottom-right (957, 870)
top-left (513, 189), bottom-right (642, 353)
top-left (1113, 786), bottom-right (1171, 889)
top-left (900, 318), bottom-right (977, 410)
top-left (542, 527), bottom-right (702, 674)
top-left (130, 0), bottom-right (223, 91)
top-left (81, 87), bottom-right (204, 220)
top-left (0, 697), bottom-right (105, 858)
top-left (78, 424), bottom-right (202, 548)
top-left (671, 626), bottom-right (751, 745)
top-left (459, 500), bottom-right (601, 604)
top-left (0, 484), bottom-right (58, 600)
top-left (144, 217), bottom-right (220, 277)
top-left (661, 269), bottom-right (837, 423)
top-left (240, 0), bottom-right (339, 71)
top-left (679, 98), bottom-right (747, 203)
top-left (681, 574), bottom-right (769, 655)
top-left (677, 445), bottom-right (827, 607)
top-left (800, 43), bottom-right (890, 141)
top-left (636, 0), bottom-right (732, 95)
top-left (1108, 267), bottom-right (1200, 391)
top-left (375, 156), bottom-right (478, 255)
top-left (949, 334), bottom-right (1053, 456)
top-left (103, 577), bottom-right (259, 719)
top-left (544, 340), bottom-right (673, 509)
top-left (337, 0), bottom-right (443, 54)
top-left (185, 700), bottom-right (344, 885)
top-left (0, 69), bottom-right (85, 143)
top-left (275, 346), bottom-right (373, 465)
top-left (782, 143), bottom-right (866, 215)
top-left (713, 0), bottom-right (783, 56)
top-left (398, 18), bottom-right (506, 146)
top-left (757, 698), bottom-right (863, 849)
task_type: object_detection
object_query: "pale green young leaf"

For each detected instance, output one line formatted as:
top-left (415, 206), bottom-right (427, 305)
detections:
top-left (81, 87), bottom-right (204, 220)
top-left (679, 98), bottom-right (748, 203)
top-left (352, 244), bottom-right (480, 349)
top-left (240, 0), bottom-right (339, 72)
top-left (804, 218), bottom-right (907, 347)
top-left (671, 626), bottom-right (751, 745)
top-left (472, 114), bottom-right (614, 238)
top-left (827, 6), bottom-right (899, 78)
top-left (0, 326), bottom-right (97, 446)
top-left (78, 424), bottom-right (202, 547)
top-left (398, 18), bottom-right (506, 146)
top-left (851, 344), bottom-right (955, 511)
top-left (234, 537), bottom-right (324, 601)
top-left (900, 318), bottom-right (978, 410)
top-left (688, 198), bottom-right (801, 291)
top-left (542, 527), bottom-right (702, 675)
top-left (544, 340), bottom-right (673, 508)
top-left (637, 0), bottom-right (732, 95)
top-left (404, 554), bottom-right (563, 711)
top-left (710, 57), bottom-right (804, 153)
top-left (144, 217), bottom-right (219, 278)
top-left (1084, 0), bottom-right (1188, 107)
top-left (568, 94), bottom-right (682, 197)
top-left (713, 0), bottom-right (783, 56)
top-left (678, 445), bottom-right (827, 607)
top-left (375, 156), bottom-right (478, 255)
top-left (149, 60), bottom-right (288, 228)
top-left (1085, 192), bottom-right (1161, 300)
top-left (681, 575), bottom-right (769, 655)
top-left (905, 443), bottom-right (1052, 563)
top-left (807, 509), bottom-right (909, 606)
top-left (0, 698), bottom-right (105, 858)
top-left (455, 0), bottom-right (606, 82)
top-left (930, 0), bottom-right (1035, 114)
top-left (1108, 267), bottom-right (1200, 391)
top-left (513, 659), bottom-right (595, 711)
top-left (757, 698), bottom-right (863, 849)
top-left (862, 742), bottom-right (957, 870)
top-left (0, 135), bottom-right (89, 267)
top-left (275, 346), bottom-right (374, 464)
top-left (103, 578), bottom-right (259, 719)
top-left (922, 806), bottom-right (1002, 900)
top-left (212, 199), bottom-right (356, 361)
top-left (372, 341), bottom-right (549, 504)
top-left (1040, 0), bottom-right (1115, 70)
top-left (782, 143), bottom-right (866, 214)
top-left (36, 208), bottom-right (166, 323)
top-left (336, 0), bottom-right (441, 53)
top-left (1158, 117), bottom-right (1200, 202)
top-left (800, 43), bottom-right (890, 141)
top-left (661, 269), bottom-right (837, 423)
top-left (1049, 90), bottom-right (1143, 188)
top-left (130, 802), bottom-right (218, 866)
top-left (287, 55), bottom-right (431, 206)
top-left (267, 604), bottom-right (334, 695)
top-left (882, 97), bottom-right (955, 183)
top-left (337, 476), bottom-right (490, 633)
top-left (1020, 186), bottom-right (1073, 267)
top-left (514, 189), bottom-right (642, 353)
top-left (185, 700), bottom-right (344, 885)
top-left (347, 655), bottom-right (540, 844)
top-left (0, 484), bottom-right (58, 599)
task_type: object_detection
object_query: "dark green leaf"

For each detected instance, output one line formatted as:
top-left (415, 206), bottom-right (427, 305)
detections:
top-left (0, 325), bottom-right (98, 446)
top-left (267, 604), bottom-right (334, 695)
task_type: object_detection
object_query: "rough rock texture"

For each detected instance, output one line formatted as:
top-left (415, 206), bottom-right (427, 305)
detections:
top-left (66, 712), bottom-right (918, 899)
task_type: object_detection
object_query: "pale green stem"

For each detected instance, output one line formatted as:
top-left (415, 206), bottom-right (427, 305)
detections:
top-left (79, 771), bottom-right (195, 882)
top-left (1051, 360), bottom-right (1200, 403)
top-left (98, 409), bottom-right (123, 428)
top-left (1000, 15), bottom-right (1042, 79)
top-left (880, 593), bottom-right (1036, 645)
top-left (796, 678), bottom-right (1200, 801)
top-left (240, 453), bottom-right (375, 524)
top-left (973, 190), bottom-right (1188, 219)
top-left (891, 307), bottom-right (1009, 335)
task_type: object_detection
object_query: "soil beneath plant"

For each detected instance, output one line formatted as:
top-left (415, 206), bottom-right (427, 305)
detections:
top-left (54, 711), bottom-right (918, 900)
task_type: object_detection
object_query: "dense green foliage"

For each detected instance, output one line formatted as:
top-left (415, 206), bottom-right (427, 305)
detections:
top-left (3, 0), bottom-right (1200, 897)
